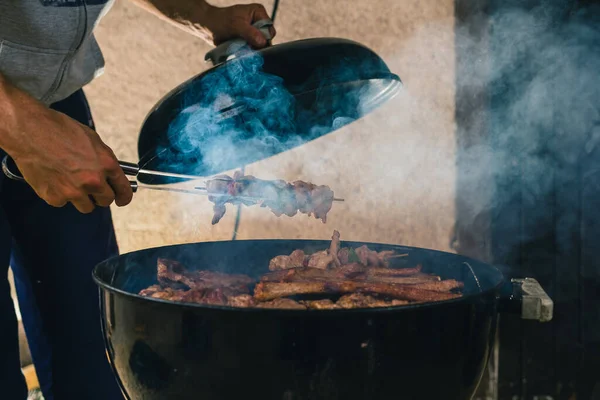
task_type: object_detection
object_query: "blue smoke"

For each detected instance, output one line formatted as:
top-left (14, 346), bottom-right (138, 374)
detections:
top-left (155, 44), bottom-right (397, 177)
top-left (161, 47), bottom-right (299, 175)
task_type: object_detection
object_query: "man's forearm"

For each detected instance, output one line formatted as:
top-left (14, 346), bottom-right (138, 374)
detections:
top-left (0, 72), bottom-right (23, 156)
top-left (128, 0), bottom-right (215, 42)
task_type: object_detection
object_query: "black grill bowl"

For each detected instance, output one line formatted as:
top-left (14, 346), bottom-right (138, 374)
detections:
top-left (93, 240), bottom-right (504, 400)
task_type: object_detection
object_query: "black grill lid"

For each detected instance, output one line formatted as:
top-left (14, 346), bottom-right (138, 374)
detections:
top-left (137, 37), bottom-right (401, 184)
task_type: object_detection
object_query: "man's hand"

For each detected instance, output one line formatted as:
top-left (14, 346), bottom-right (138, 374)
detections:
top-left (0, 75), bottom-right (133, 214)
top-left (129, 0), bottom-right (276, 49)
top-left (203, 3), bottom-right (276, 48)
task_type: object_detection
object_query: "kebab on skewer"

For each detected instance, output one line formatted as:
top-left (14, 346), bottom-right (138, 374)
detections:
top-left (204, 171), bottom-right (338, 225)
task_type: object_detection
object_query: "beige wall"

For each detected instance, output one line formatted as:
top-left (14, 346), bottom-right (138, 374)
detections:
top-left (85, 0), bottom-right (457, 254)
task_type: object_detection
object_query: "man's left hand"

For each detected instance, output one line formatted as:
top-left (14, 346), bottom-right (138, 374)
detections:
top-left (202, 3), bottom-right (276, 49)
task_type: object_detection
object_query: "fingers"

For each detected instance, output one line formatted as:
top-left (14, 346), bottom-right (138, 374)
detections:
top-left (71, 196), bottom-right (96, 214)
top-left (46, 171), bottom-right (127, 213)
top-left (89, 182), bottom-right (116, 208)
top-left (250, 3), bottom-right (271, 24)
top-left (105, 162), bottom-right (134, 208)
top-left (235, 22), bottom-right (268, 48)
top-left (235, 3), bottom-right (276, 48)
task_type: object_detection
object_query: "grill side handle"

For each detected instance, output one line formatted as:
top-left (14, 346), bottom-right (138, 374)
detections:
top-left (498, 278), bottom-right (554, 322)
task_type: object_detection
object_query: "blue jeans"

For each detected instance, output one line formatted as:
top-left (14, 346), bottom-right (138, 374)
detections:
top-left (0, 90), bottom-right (124, 399)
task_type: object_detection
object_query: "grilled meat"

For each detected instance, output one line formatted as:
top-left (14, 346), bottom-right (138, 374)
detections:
top-left (337, 247), bottom-right (350, 264)
top-left (366, 265), bottom-right (423, 276)
top-left (336, 293), bottom-right (409, 309)
top-left (268, 249), bottom-right (306, 271)
top-left (326, 281), bottom-right (461, 302)
top-left (139, 285), bottom-right (188, 301)
top-left (206, 171), bottom-right (335, 224)
top-left (355, 245), bottom-right (399, 267)
top-left (408, 279), bottom-right (464, 292)
top-left (261, 265), bottom-right (437, 286)
top-left (361, 274), bottom-right (441, 285)
top-left (260, 266), bottom-right (354, 283)
top-left (310, 185), bottom-right (335, 222)
top-left (157, 258), bottom-right (252, 292)
top-left (256, 298), bottom-right (307, 310)
top-left (254, 280), bottom-right (460, 302)
top-left (141, 230), bottom-right (465, 310)
top-left (301, 299), bottom-right (338, 310)
top-left (139, 286), bottom-right (233, 305)
top-left (254, 281), bottom-right (327, 301)
top-left (228, 294), bottom-right (256, 308)
top-left (330, 230), bottom-right (342, 267)
top-left (307, 250), bottom-right (334, 269)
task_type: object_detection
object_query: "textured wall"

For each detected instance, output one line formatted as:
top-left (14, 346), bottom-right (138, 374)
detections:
top-left (84, 0), bottom-right (456, 254)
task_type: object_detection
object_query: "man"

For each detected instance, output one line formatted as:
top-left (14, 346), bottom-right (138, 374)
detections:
top-left (0, 1), bottom-right (276, 399)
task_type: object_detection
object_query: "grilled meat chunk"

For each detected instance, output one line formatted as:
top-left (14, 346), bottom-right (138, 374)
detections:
top-left (309, 185), bottom-right (334, 222)
top-left (212, 204), bottom-right (228, 225)
top-left (139, 285), bottom-right (188, 301)
top-left (332, 263), bottom-right (367, 278)
top-left (157, 258), bottom-right (252, 292)
top-left (355, 245), bottom-right (399, 267)
top-left (157, 258), bottom-right (203, 289)
top-left (268, 249), bottom-right (306, 271)
top-left (254, 280), bottom-right (460, 302)
top-left (330, 230), bottom-right (342, 267)
top-left (260, 265), bottom-right (437, 286)
top-left (307, 250), bottom-right (334, 269)
top-left (366, 265), bottom-right (423, 276)
top-left (408, 279), bottom-right (464, 292)
top-left (326, 281), bottom-right (461, 302)
top-left (337, 247), bottom-right (350, 264)
top-left (138, 286), bottom-right (234, 305)
top-left (256, 298), bottom-right (307, 310)
top-left (336, 293), bottom-right (409, 309)
top-left (254, 281), bottom-right (327, 301)
top-left (360, 275), bottom-right (441, 285)
top-left (261, 267), bottom-right (350, 283)
top-left (228, 294), bottom-right (256, 308)
top-left (301, 299), bottom-right (338, 310)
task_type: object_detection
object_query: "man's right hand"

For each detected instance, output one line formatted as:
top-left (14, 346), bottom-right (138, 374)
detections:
top-left (0, 74), bottom-right (133, 213)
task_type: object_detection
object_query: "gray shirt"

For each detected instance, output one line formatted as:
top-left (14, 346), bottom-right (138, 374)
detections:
top-left (0, 0), bottom-right (115, 105)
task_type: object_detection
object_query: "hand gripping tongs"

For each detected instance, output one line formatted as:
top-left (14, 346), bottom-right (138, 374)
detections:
top-left (1, 155), bottom-right (214, 196)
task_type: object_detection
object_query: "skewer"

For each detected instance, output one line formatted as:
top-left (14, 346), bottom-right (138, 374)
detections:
top-left (132, 183), bottom-right (345, 203)
top-left (194, 186), bottom-right (345, 202)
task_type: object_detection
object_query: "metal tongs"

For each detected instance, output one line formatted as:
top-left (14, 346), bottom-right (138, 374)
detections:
top-left (1, 155), bottom-right (228, 197)
top-left (1, 156), bottom-right (344, 202)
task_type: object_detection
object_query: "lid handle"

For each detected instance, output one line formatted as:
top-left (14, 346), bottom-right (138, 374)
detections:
top-left (204, 19), bottom-right (274, 66)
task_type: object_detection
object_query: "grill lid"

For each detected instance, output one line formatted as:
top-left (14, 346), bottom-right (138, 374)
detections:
top-left (137, 26), bottom-right (401, 184)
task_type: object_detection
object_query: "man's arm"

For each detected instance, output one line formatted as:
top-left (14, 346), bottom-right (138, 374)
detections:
top-left (128, 0), bottom-right (275, 48)
top-left (0, 72), bottom-right (133, 212)
top-left (0, 73), bottom-right (22, 156)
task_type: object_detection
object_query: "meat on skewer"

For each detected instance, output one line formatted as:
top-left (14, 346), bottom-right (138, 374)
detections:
top-left (206, 171), bottom-right (336, 225)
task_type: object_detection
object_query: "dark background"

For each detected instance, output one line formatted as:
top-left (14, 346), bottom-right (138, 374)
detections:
top-left (455, 0), bottom-right (600, 399)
